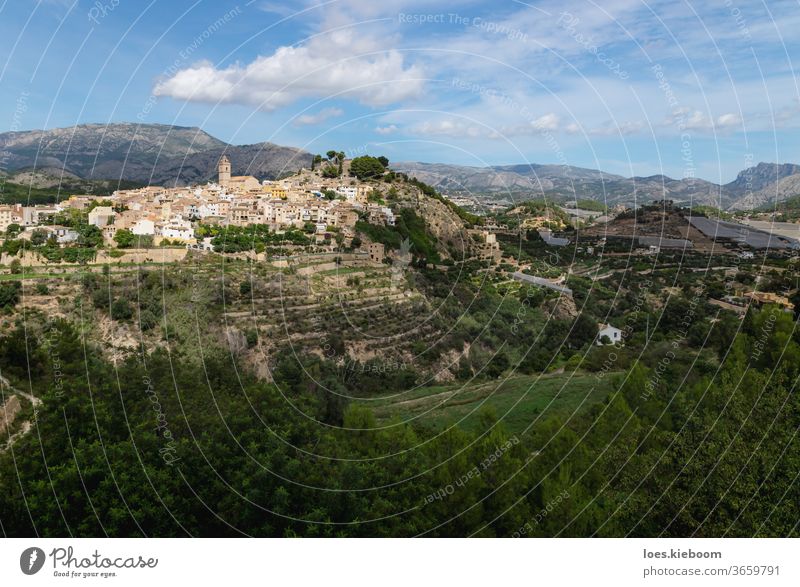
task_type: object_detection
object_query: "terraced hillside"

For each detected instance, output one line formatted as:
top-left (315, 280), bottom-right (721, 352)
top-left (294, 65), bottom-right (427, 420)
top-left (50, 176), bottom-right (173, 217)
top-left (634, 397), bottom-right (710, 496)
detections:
top-left (2, 253), bottom-right (448, 378)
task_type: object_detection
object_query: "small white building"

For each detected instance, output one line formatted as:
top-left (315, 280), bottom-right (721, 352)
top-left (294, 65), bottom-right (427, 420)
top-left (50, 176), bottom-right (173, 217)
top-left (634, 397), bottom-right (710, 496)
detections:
top-left (336, 186), bottom-right (358, 201)
top-left (597, 323), bottom-right (622, 345)
top-left (158, 216), bottom-right (195, 241)
top-left (131, 218), bottom-right (156, 236)
top-left (382, 206), bottom-right (396, 226)
top-left (49, 226), bottom-right (79, 244)
top-left (88, 206), bottom-right (115, 227)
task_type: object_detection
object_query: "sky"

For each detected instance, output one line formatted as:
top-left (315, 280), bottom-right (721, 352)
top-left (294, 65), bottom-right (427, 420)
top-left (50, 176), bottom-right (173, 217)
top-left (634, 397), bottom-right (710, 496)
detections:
top-left (1, 0), bottom-right (800, 183)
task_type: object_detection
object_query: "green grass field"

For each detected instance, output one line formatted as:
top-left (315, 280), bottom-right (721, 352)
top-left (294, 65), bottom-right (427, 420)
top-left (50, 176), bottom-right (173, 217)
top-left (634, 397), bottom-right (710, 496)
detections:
top-left (370, 371), bottom-right (619, 435)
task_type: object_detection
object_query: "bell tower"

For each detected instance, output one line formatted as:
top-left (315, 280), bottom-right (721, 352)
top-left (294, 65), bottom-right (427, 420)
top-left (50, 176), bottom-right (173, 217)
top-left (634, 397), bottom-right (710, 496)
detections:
top-left (218, 155), bottom-right (231, 188)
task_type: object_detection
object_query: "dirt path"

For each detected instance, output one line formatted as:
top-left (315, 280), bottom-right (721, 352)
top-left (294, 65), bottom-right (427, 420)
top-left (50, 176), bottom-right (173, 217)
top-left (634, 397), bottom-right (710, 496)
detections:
top-left (0, 373), bottom-right (41, 406)
top-left (0, 372), bottom-right (40, 452)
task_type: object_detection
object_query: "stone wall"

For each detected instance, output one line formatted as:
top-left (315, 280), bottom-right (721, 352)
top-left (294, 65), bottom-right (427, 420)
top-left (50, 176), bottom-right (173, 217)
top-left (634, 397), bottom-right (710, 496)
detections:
top-left (0, 247), bottom-right (189, 268)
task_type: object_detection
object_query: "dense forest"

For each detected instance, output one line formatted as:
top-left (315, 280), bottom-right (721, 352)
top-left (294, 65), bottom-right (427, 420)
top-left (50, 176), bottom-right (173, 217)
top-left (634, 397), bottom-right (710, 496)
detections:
top-left (0, 282), bottom-right (797, 536)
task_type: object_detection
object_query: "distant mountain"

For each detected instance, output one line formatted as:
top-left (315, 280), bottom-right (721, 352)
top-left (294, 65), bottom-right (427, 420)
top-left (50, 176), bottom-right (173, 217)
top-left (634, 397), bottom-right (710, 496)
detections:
top-left (144, 142), bottom-right (312, 186)
top-left (0, 123), bottom-right (312, 186)
top-left (394, 162), bottom-right (726, 207)
top-left (724, 163), bottom-right (800, 210)
top-left (726, 162), bottom-right (800, 194)
top-left (392, 162), bottom-right (622, 199)
top-left (393, 161), bottom-right (800, 210)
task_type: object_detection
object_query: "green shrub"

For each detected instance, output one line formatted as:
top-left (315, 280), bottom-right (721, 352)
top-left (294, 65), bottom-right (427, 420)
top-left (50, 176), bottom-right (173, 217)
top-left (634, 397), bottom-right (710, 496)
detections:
top-left (110, 298), bottom-right (133, 321)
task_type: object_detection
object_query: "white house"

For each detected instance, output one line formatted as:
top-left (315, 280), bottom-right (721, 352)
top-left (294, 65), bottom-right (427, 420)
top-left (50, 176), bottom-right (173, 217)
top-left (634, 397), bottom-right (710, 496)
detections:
top-left (158, 216), bottom-right (195, 241)
top-left (49, 226), bottom-right (79, 244)
top-left (335, 186), bottom-right (357, 201)
top-left (88, 206), bottom-right (115, 227)
top-left (597, 323), bottom-right (622, 345)
top-left (131, 218), bottom-right (156, 236)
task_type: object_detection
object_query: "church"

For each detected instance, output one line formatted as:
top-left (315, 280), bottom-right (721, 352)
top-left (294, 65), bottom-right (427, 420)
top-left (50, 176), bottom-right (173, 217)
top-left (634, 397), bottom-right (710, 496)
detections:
top-left (218, 155), bottom-right (260, 191)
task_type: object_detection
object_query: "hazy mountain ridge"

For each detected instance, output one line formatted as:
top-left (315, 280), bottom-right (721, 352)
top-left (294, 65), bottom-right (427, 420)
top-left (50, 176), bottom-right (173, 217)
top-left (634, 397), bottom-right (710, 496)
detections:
top-left (393, 161), bottom-right (800, 210)
top-left (0, 123), bottom-right (312, 185)
top-left (392, 162), bottom-right (622, 197)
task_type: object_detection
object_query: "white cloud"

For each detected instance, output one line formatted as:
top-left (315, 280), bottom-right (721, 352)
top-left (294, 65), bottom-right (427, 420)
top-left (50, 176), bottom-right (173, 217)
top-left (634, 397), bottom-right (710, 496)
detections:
top-left (531, 113), bottom-right (560, 131)
top-left (664, 108), bottom-right (742, 132)
top-left (154, 29), bottom-right (425, 110)
top-left (375, 124), bottom-right (399, 135)
top-left (481, 114), bottom-right (562, 138)
top-left (256, 1), bottom-right (301, 18)
top-left (293, 107), bottom-right (344, 126)
top-left (411, 119), bottom-right (485, 138)
top-left (716, 113), bottom-right (742, 128)
top-left (410, 112), bottom-right (565, 140)
top-left (585, 120), bottom-right (645, 136)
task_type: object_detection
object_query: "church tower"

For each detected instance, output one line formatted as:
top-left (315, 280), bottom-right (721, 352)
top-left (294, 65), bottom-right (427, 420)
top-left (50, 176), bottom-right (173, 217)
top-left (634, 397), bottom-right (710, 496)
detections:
top-left (218, 155), bottom-right (231, 188)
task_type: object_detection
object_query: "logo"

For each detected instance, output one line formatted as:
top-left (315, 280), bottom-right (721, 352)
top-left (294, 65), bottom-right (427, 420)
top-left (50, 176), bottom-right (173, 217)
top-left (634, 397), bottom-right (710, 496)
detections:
top-left (20, 547), bottom-right (46, 575)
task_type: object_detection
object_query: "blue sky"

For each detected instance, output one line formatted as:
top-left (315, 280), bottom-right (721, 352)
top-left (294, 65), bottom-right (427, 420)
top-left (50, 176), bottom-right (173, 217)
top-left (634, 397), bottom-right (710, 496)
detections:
top-left (2, 0), bottom-right (800, 182)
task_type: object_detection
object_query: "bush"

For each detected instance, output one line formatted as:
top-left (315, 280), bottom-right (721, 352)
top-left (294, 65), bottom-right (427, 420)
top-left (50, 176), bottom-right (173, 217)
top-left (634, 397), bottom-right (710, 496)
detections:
top-left (349, 156), bottom-right (385, 179)
top-left (0, 282), bottom-right (21, 309)
top-left (77, 225), bottom-right (103, 248)
top-left (518, 345), bottom-right (556, 374)
top-left (139, 309), bottom-right (159, 331)
top-left (322, 165), bottom-right (339, 178)
top-left (564, 353), bottom-right (583, 372)
top-left (568, 313), bottom-right (598, 348)
top-left (114, 229), bottom-right (135, 248)
top-left (485, 351), bottom-right (510, 378)
top-left (30, 229), bottom-right (48, 246)
top-left (137, 235), bottom-right (155, 248)
top-left (110, 298), bottom-right (133, 321)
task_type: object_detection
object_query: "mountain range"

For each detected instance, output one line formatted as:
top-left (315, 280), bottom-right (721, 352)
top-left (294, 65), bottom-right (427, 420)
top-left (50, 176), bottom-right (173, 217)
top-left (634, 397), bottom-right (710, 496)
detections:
top-left (0, 123), bottom-right (311, 186)
top-left (390, 161), bottom-right (800, 210)
top-left (1, 123), bottom-right (798, 210)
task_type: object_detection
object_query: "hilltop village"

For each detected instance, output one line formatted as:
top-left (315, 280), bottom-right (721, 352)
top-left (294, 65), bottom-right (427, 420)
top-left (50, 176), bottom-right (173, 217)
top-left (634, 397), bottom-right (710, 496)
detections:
top-left (1, 153), bottom-right (798, 327)
top-left (0, 155), bottom-right (401, 251)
